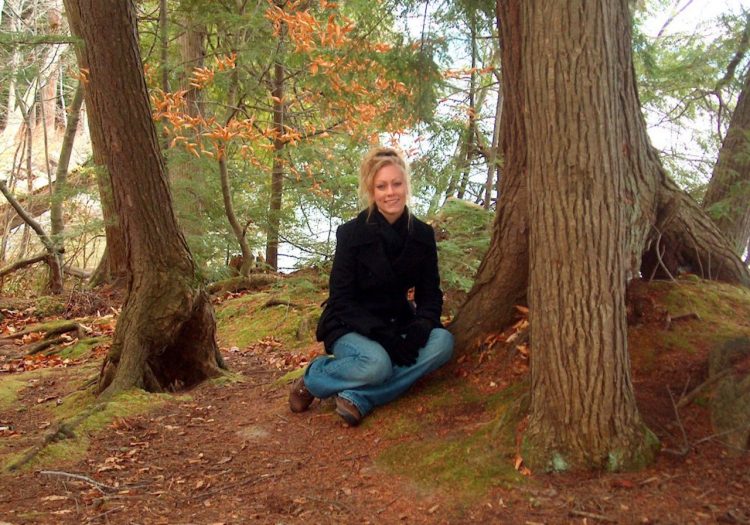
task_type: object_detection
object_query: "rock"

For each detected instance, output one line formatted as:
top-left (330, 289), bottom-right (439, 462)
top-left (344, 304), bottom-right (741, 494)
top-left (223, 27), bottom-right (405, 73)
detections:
top-left (709, 337), bottom-right (750, 453)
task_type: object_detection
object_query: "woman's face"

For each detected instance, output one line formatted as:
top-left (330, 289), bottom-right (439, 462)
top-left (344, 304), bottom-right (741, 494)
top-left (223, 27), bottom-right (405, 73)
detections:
top-left (372, 164), bottom-right (407, 223)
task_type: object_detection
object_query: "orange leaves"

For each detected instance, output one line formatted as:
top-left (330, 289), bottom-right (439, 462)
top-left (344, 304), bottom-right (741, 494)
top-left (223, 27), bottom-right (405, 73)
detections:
top-left (264, 0), bottom-right (353, 52)
top-left (372, 42), bottom-right (392, 53)
top-left (72, 67), bottom-right (90, 85)
top-left (444, 65), bottom-right (497, 80)
top-left (215, 52), bottom-right (237, 72)
top-left (189, 66), bottom-right (215, 89)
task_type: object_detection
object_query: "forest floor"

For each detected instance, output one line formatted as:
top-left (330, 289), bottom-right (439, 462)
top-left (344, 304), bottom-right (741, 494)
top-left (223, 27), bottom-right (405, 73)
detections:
top-left (0, 276), bottom-right (749, 524)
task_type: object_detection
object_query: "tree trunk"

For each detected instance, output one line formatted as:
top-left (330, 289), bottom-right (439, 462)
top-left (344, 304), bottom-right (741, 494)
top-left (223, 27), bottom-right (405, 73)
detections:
top-left (702, 67), bottom-right (750, 256)
top-left (46, 82), bottom-right (84, 293)
top-left (219, 156), bottom-right (253, 275)
top-left (169, 15), bottom-right (207, 240)
top-left (449, 0), bottom-right (529, 351)
top-left (266, 55), bottom-right (285, 271)
top-left (77, 54), bottom-right (128, 288)
top-left (521, 0), bottom-right (655, 471)
top-left (483, 70), bottom-right (502, 210)
top-left (456, 13), bottom-right (478, 201)
top-left (451, 0), bottom-right (750, 353)
top-left (63, 0), bottom-right (224, 396)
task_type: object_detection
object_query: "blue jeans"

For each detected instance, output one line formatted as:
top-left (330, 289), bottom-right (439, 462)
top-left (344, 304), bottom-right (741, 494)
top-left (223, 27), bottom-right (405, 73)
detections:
top-left (303, 328), bottom-right (454, 417)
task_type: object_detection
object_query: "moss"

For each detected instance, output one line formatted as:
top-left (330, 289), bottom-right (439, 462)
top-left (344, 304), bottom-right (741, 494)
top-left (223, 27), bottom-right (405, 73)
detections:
top-left (377, 420), bottom-right (525, 499)
top-left (3, 388), bottom-right (170, 473)
top-left (0, 376), bottom-right (27, 411)
top-left (551, 453), bottom-right (569, 472)
top-left (376, 381), bottom-right (529, 502)
top-left (213, 272), bottom-right (328, 352)
top-left (20, 318), bottom-right (78, 334)
top-left (33, 296), bottom-right (66, 316)
top-left (209, 370), bottom-right (246, 387)
top-left (59, 336), bottom-right (109, 359)
top-left (0, 368), bottom-right (56, 411)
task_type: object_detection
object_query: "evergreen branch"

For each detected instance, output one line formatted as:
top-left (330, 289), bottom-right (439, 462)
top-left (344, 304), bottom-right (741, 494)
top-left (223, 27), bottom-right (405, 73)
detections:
top-left (0, 31), bottom-right (80, 46)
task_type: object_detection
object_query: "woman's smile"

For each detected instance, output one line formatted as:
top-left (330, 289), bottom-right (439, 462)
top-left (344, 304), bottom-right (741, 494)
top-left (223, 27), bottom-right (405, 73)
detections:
top-left (372, 164), bottom-right (407, 223)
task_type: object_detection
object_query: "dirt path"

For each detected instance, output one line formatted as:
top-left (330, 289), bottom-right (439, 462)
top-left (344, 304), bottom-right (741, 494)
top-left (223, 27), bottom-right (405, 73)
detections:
top-left (1, 344), bottom-right (749, 524)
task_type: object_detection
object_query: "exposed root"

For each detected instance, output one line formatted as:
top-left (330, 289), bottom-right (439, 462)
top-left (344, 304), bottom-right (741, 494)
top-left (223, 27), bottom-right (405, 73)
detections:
top-left (7, 403), bottom-right (106, 471)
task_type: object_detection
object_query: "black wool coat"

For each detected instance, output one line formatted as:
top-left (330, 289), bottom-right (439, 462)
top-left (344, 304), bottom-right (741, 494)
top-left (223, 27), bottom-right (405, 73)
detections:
top-left (316, 209), bottom-right (444, 353)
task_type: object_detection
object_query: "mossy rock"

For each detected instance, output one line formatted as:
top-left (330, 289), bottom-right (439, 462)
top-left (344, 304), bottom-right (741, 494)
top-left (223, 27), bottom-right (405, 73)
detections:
top-left (708, 337), bottom-right (750, 453)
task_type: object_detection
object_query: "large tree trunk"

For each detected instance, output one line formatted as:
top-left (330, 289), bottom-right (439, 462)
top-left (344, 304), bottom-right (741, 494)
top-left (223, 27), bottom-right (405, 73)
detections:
top-left (79, 56), bottom-right (128, 288)
top-left (521, 0), bottom-right (655, 470)
top-left (451, 0), bottom-right (750, 353)
top-left (702, 67), bottom-right (750, 256)
top-left (63, 0), bottom-right (224, 396)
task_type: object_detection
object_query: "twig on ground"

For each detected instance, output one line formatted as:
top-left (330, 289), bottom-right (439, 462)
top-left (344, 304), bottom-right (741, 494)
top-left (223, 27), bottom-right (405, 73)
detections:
top-left (376, 496), bottom-right (400, 514)
top-left (569, 509), bottom-right (617, 522)
top-left (663, 386), bottom-right (690, 457)
top-left (676, 369), bottom-right (731, 409)
top-left (38, 470), bottom-right (117, 493)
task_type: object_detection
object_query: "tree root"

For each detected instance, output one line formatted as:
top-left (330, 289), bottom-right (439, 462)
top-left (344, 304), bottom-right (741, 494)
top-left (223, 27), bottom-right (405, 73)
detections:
top-left (0, 321), bottom-right (83, 342)
top-left (25, 336), bottom-right (67, 356)
top-left (263, 298), bottom-right (300, 309)
top-left (7, 403), bottom-right (106, 471)
top-left (206, 274), bottom-right (279, 295)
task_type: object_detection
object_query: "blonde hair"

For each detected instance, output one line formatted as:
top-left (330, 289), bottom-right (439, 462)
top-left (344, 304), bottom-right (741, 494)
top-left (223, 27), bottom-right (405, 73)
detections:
top-left (358, 146), bottom-right (411, 214)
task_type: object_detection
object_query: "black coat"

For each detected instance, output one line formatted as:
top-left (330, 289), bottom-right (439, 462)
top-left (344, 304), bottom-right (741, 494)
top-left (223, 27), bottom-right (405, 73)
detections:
top-left (316, 209), bottom-right (443, 352)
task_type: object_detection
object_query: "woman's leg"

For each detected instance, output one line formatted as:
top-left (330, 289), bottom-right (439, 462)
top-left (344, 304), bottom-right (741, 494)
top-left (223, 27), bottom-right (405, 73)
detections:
top-left (303, 332), bottom-right (393, 399)
top-left (338, 328), bottom-right (454, 417)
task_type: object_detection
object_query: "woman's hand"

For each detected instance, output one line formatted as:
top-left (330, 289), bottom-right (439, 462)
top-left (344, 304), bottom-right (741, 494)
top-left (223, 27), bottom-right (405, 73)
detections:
top-left (405, 318), bottom-right (432, 350)
top-left (372, 328), bottom-right (419, 367)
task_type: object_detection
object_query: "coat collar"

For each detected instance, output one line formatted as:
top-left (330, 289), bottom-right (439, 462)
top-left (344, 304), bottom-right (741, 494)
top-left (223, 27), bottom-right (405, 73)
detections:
top-left (349, 208), bottom-right (433, 248)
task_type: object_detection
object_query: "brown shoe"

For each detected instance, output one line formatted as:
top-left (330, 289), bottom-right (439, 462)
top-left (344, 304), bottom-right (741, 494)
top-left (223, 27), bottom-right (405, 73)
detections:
top-left (289, 376), bottom-right (314, 413)
top-left (335, 396), bottom-right (362, 426)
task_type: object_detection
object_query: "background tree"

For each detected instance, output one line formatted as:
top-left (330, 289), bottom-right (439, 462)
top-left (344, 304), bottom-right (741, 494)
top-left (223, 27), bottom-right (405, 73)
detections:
top-left (702, 65), bottom-right (750, 257)
top-left (63, 0), bottom-right (224, 395)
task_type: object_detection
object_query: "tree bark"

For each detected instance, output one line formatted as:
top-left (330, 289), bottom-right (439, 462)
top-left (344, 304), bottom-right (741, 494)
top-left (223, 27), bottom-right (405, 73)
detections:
top-left (449, 0), bottom-right (529, 351)
top-left (702, 67), bottom-right (750, 256)
top-left (266, 52), bottom-right (286, 271)
top-left (521, 0), bottom-right (655, 471)
top-left (452, 0), bottom-right (750, 353)
top-left (219, 156), bottom-right (253, 275)
top-left (45, 81), bottom-right (85, 293)
top-left (63, 0), bottom-right (224, 396)
top-left (456, 12), bottom-right (478, 201)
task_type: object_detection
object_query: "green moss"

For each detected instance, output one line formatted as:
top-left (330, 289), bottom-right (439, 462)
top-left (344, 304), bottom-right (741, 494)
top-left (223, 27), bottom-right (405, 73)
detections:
top-left (0, 376), bottom-right (26, 411)
top-left (21, 318), bottom-right (77, 334)
top-left (377, 420), bottom-right (524, 498)
top-left (33, 296), bottom-right (66, 316)
top-left (209, 371), bottom-right (246, 387)
top-left (376, 381), bottom-right (529, 501)
top-left (217, 290), bottom-right (320, 350)
top-left (551, 453), bottom-right (569, 472)
top-left (3, 388), bottom-right (170, 473)
top-left (59, 336), bottom-right (109, 359)
top-left (0, 368), bottom-right (56, 411)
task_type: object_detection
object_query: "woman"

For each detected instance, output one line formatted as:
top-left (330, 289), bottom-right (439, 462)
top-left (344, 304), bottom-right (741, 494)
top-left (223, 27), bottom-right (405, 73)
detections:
top-left (289, 146), bottom-right (454, 426)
